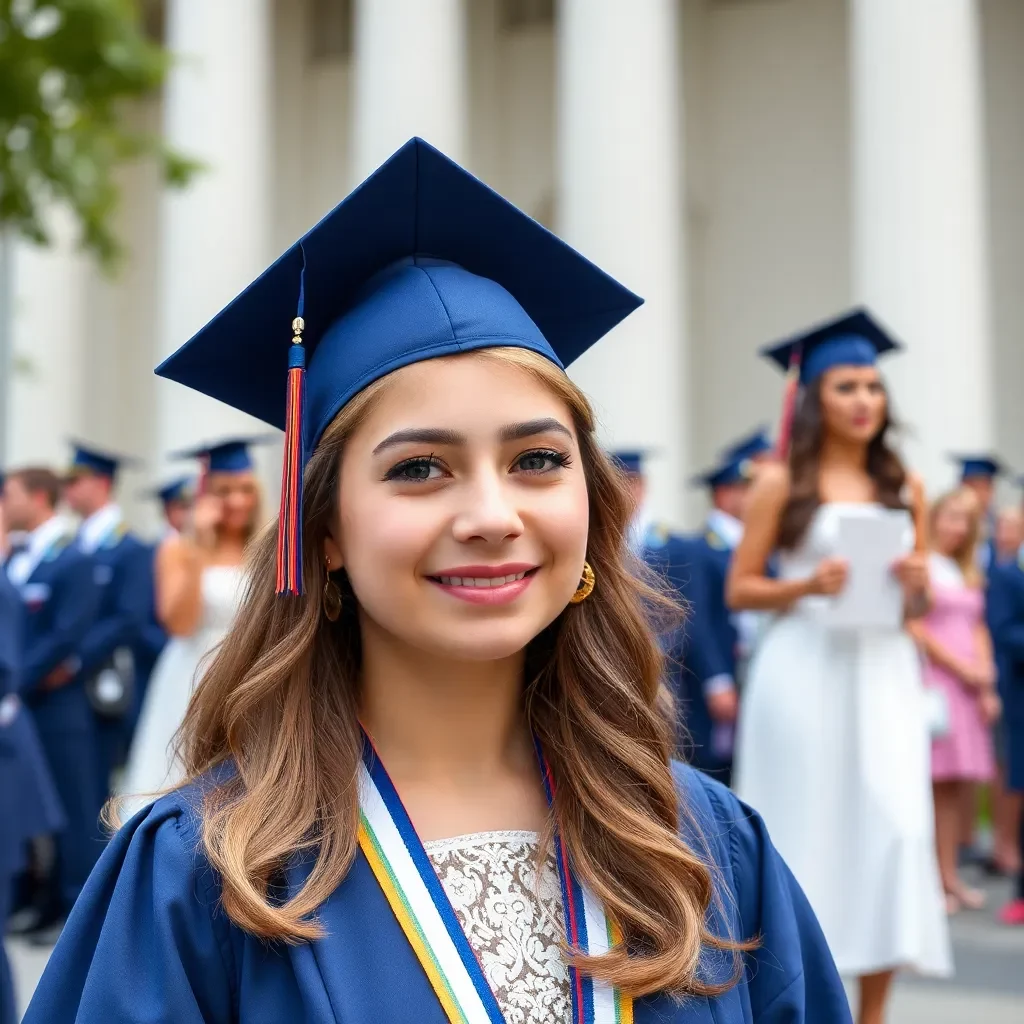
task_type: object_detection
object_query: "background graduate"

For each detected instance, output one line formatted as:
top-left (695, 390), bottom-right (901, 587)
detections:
top-left (27, 140), bottom-right (849, 1024)
top-left (121, 441), bottom-right (261, 804)
top-left (728, 309), bottom-right (950, 1024)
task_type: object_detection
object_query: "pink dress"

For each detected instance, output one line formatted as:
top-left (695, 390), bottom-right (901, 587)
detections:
top-left (924, 554), bottom-right (995, 782)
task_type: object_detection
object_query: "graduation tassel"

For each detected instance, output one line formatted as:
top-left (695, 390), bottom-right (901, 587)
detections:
top-left (774, 345), bottom-right (802, 460)
top-left (276, 259), bottom-right (307, 596)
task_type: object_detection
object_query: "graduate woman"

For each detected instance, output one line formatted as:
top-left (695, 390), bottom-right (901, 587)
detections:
top-left (729, 311), bottom-right (951, 1024)
top-left (25, 140), bottom-right (849, 1024)
top-left (121, 441), bottom-right (260, 805)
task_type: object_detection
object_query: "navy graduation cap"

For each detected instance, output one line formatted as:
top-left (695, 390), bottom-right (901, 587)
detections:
top-left (66, 440), bottom-right (141, 480)
top-left (609, 449), bottom-right (652, 476)
top-left (951, 454), bottom-right (1004, 481)
top-left (145, 476), bottom-right (196, 506)
top-left (171, 437), bottom-right (274, 475)
top-left (720, 427), bottom-right (773, 464)
top-left (691, 453), bottom-right (754, 490)
top-left (157, 138), bottom-right (643, 595)
top-left (762, 307), bottom-right (901, 386)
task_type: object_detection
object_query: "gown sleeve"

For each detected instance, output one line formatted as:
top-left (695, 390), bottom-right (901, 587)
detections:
top-left (705, 781), bottom-right (852, 1023)
top-left (22, 793), bottom-right (236, 1024)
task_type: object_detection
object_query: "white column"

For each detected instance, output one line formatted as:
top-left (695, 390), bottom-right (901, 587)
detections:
top-left (352, 0), bottom-right (467, 181)
top-left (6, 208), bottom-right (87, 466)
top-left (156, 0), bottom-right (272, 465)
top-left (557, 0), bottom-right (687, 526)
top-left (850, 0), bottom-right (992, 490)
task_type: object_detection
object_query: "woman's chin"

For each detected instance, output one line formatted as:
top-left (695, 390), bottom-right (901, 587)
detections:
top-left (395, 615), bottom-right (552, 664)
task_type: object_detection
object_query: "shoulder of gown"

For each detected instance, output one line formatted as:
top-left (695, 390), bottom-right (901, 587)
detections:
top-left (27, 761), bottom-right (849, 1024)
top-left (22, 781), bottom-right (237, 1024)
top-left (670, 761), bottom-right (852, 1022)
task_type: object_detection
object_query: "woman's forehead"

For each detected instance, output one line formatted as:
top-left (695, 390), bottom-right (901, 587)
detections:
top-left (356, 355), bottom-right (575, 438)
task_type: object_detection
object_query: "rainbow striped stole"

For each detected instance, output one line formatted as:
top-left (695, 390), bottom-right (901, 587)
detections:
top-left (357, 735), bottom-right (633, 1024)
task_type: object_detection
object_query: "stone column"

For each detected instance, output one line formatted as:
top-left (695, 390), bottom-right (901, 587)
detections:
top-left (352, 0), bottom-right (468, 181)
top-left (557, 0), bottom-right (687, 525)
top-left (850, 0), bottom-right (992, 489)
top-left (6, 209), bottom-right (87, 466)
top-left (155, 0), bottom-right (273, 464)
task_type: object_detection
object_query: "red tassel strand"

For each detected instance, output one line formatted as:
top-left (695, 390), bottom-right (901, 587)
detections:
top-left (276, 317), bottom-right (306, 595)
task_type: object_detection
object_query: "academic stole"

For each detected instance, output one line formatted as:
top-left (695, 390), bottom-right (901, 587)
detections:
top-left (357, 732), bottom-right (633, 1024)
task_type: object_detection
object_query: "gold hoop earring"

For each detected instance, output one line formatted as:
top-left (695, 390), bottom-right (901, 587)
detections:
top-left (569, 561), bottom-right (595, 604)
top-left (323, 556), bottom-right (342, 622)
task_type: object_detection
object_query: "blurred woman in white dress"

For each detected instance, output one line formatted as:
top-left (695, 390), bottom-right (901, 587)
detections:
top-left (727, 310), bottom-right (950, 1024)
top-left (122, 440), bottom-right (261, 803)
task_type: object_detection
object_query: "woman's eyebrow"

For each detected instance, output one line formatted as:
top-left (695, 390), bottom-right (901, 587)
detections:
top-left (372, 418), bottom-right (572, 456)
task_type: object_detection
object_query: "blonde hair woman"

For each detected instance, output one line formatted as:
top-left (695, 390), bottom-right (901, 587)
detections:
top-left (25, 141), bottom-right (848, 1024)
top-left (910, 488), bottom-right (999, 912)
top-left (120, 440), bottom-right (262, 804)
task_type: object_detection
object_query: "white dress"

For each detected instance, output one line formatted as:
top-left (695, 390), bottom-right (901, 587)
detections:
top-left (734, 503), bottom-right (951, 977)
top-left (121, 565), bottom-right (244, 806)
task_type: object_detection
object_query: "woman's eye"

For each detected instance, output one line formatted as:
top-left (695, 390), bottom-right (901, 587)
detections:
top-left (385, 457), bottom-right (445, 482)
top-left (514, 449), bottom-right (572, 474)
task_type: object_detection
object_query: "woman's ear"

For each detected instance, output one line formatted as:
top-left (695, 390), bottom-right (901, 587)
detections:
top-left (323, 534), bottom-right (343, 570)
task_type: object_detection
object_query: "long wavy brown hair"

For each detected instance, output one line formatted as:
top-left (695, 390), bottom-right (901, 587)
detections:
top-left (170, 347), bottom-right (750, 998)
top-left (777, 373), bottom-right (908, 549)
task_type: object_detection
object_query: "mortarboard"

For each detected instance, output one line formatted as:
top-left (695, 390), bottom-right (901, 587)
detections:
top-left (720, 427), bottom-right (773, 464)
top-left (761, 308), bottom-right (902, 457)
top-left (144, 476), bottom-right (196, 506)
top-left (608, 449), bottom-right (652, 476)
top-left (951, 454), bottom-right (1004, 481)
top-left (762, 308), bottom-right (901, 386)
top-left (170, 437), bottom-right (275, 475)
top-left (156, 138), bottom-right (643, 595)
top-left (690, 454), bottom-right (755, 490)
top-left (66, 440), bottom-right (142, 481)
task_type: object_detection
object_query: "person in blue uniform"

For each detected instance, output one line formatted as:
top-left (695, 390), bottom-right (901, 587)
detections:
top-left (987, 549), bottom-right (1024, 923)
top-left (675, 450), bottom-right (759, 786)
top-left (952, 454), bottom-right (1004, 571)
top-left (3, 467), bottom-right (100, 939)
top-left (610, 449), bottom-right (732, 777)
top-left (26, 139), bottom-right (849, 1024)
top-left (0, 493), bottom-right (65, 1024)
top-left (61, 443), bottom-right (154, 805)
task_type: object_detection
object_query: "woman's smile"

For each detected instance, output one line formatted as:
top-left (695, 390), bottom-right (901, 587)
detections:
top-left (427, 563), bottom-right (540, 604)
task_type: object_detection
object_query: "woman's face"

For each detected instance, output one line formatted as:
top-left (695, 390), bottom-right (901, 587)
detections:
top-left (328, 354), bottom-right (590, 663)
top-left (933, 494), bottom-right (974, 556)
top-left (818, 365), bottom-right (887, 444)
top-left (207, 471), bottom-right (259, 534)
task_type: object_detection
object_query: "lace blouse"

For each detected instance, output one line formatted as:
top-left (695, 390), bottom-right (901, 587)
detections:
top-left (425, 830), bottom-right (570, 1023)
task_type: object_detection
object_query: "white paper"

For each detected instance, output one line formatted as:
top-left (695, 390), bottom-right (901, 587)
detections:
top-left (825, 508), bottom-right (908, 630)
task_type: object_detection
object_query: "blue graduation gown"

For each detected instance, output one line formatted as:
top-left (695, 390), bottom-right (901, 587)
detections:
top-left (0, 573), bottom-right (65, 1024)
top-left (647, 534), bottom-right (732, 778)
top-left (80, 528), bottom-right (156, 798)
top-left (987, 559), bottom-right (1024, 792)
top-left (24, 762), bottom-right (851, 1024)
top-left (16, 536), bottom-right (102, 908)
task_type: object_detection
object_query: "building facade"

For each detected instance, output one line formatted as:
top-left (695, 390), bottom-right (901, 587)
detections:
top-left (4, 0), bottom-right (1022, 531)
